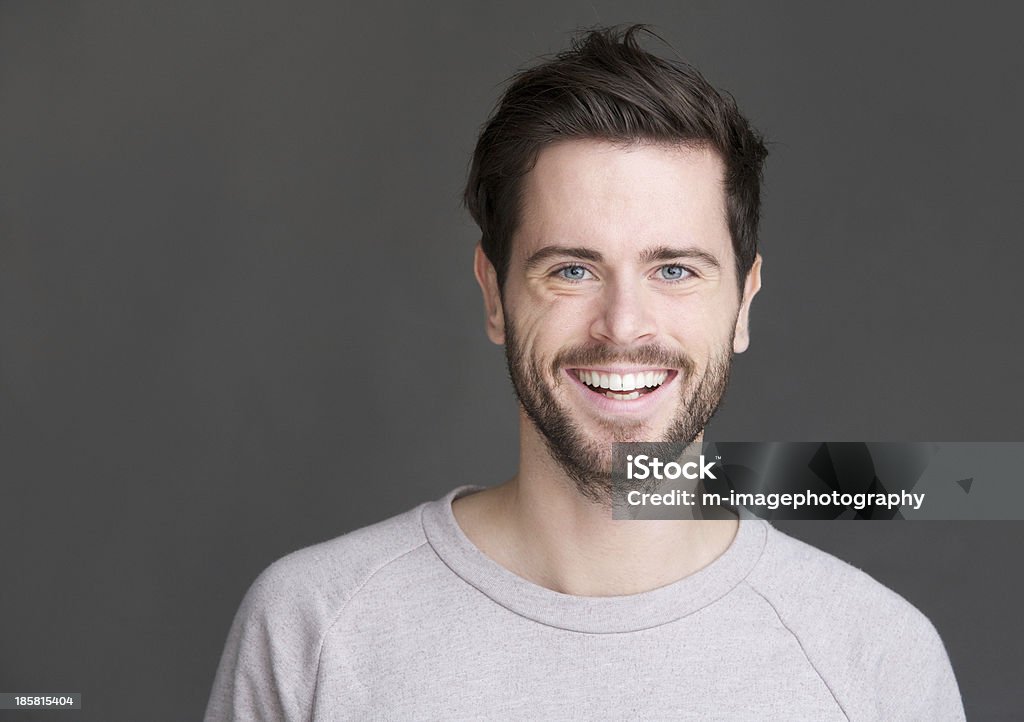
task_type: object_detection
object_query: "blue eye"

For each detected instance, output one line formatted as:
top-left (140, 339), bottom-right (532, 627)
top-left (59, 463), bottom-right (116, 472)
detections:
top-left (558, 265), bottom-right (591, 281)
top-left (659, 265), bottom-right (691, 280)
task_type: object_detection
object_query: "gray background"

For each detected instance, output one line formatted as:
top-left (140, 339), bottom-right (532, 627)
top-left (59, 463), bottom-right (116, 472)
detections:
top-left (1, 1), bottom-right (1021, 719)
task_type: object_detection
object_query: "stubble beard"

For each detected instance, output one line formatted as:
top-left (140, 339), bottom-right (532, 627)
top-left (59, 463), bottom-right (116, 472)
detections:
top-left (503, 317), bottom-right (733, 505)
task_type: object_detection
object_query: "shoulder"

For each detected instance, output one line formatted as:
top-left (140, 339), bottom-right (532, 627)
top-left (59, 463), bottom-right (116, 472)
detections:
top-left (742, 522), bottom-right (964, 720)
top-left (204, 503), bottom-right (431, 722)
top-left (242, 502), bottom-right (429, 625)
top-left (746, 521), bottom-right (921, 624)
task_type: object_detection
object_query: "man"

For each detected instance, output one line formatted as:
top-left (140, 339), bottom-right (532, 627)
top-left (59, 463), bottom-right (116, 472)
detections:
top-left (206, 26), bottom-right (964, 720)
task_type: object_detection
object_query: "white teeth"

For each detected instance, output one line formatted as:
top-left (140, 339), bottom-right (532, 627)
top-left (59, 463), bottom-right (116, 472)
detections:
top-left (576, 369), bottom-right (670, 391)
top-left (605, 390), bottom-right (641, 401)
top-left (649, 371), bottom-right (668, 387)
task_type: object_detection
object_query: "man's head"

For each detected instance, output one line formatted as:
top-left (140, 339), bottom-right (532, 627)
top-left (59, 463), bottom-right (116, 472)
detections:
top-left (464, 24), bottom-right (767, 295)
top-left (465, 26), bottom-right (766, 502)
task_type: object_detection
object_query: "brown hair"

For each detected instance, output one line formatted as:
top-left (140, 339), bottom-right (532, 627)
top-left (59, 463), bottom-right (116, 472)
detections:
top-left (464, 24), bottom-right (768, 291)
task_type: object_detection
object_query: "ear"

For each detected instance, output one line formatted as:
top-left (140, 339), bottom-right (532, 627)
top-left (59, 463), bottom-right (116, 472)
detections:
top-left (474, 244), bottom-right (506, 344)
top-left (732, 253), bottom-right (762, 354)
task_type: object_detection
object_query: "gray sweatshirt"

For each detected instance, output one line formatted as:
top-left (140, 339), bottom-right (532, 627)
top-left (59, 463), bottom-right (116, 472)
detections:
top-left (205, 486), bottom-right (964, 721)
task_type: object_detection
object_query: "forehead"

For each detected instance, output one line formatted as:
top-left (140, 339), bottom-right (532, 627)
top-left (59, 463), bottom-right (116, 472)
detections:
top-left (514, 139), bottom-right (732, 264)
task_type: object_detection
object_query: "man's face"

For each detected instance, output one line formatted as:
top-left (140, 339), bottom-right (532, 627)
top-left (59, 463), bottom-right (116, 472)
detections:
top-left (475, 140), bottom-right (761, 501)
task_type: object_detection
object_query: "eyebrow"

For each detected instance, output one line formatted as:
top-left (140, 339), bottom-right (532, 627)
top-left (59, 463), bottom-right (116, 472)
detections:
top-left (639, 245), bottom-right (721, 269)
top-left (523, 244), bottom-right (721, 270)
top-left (524, 246), bottom-right (604, 271)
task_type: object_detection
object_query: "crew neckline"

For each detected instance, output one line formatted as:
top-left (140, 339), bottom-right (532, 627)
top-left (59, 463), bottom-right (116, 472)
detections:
top-left (422, 485), bottom-right (768, 633)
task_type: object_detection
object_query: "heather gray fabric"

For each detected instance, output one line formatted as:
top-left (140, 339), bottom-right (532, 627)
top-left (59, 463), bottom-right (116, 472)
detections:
top-left (205, 487), bottom-right (964, 721)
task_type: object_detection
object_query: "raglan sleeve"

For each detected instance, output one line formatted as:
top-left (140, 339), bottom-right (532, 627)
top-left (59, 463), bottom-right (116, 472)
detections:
top-left (872, 605), bottom-right (965, 721)
top-left (203, 559), bottom-right (328, 722)
top-left (203, 511), bottom-right (422, 721)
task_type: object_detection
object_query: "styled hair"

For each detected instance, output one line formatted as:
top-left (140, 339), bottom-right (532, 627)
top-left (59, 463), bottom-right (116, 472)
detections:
top-left (463, 24), bottom-right (768, 292)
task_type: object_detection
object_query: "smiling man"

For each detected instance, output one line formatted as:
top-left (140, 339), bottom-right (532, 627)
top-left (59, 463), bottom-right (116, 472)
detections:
top-left (455, 138), bottom-right (753, 594)
top-left (206, 26), bottom-right (964, 721)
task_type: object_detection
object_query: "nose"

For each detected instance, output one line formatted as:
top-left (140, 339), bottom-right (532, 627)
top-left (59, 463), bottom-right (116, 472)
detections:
top-left (589, 277), bottom-right (658, 346)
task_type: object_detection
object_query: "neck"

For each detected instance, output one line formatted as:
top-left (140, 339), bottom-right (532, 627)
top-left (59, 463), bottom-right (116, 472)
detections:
top-left (452, 415), bottom-right (738, 597)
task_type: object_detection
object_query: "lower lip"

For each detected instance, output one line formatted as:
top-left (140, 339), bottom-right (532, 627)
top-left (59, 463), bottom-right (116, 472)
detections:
top-left (564, 369), bottom-right (679, 416)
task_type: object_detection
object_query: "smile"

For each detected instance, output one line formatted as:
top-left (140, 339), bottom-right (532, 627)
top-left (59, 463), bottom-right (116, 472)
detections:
top-left (570, 368), bottom-right (674, 401)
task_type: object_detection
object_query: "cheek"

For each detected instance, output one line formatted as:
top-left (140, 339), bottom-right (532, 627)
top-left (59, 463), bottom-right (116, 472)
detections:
top-left (664, 300), bottom-right (739, 356)
top-left (509, 298), bottom-right (587, 347)
top-left (504, 309), bottom-right (551, 371)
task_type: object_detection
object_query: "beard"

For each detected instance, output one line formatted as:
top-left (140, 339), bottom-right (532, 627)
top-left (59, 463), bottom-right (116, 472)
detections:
top-left (504, 317), bottom-right (733, 504)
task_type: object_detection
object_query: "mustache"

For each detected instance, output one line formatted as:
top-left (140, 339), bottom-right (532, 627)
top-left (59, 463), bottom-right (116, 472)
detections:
top-left (550, 344), bottom-right (696, 377)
